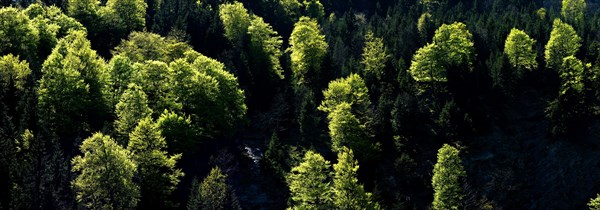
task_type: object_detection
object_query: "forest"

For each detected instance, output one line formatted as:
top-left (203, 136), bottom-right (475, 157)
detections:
top-left (1, 0), bottom-right (600, 209)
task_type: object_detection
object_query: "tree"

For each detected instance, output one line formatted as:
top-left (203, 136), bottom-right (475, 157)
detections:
top-left (66, 0), bottom-right (99, 25)
top-left (410, 22), bottom-right (474, 82)
top-left (127, 117), bottom-right (183, 209)
top-left (302, 0), bottom-right (325, 20)
top-left (106, 55), bottom-right (134, 106)
top-left (561, 0), bottom-right (586, 27)
top-left (71, 133), bottom-right (139, 209)
top-left (289, 16), bottom-right (328, 84)
top-left (545, 19), bottom-right (581, 70)
top-left (219, 2), bottom-right (251, 46)
top-left (132, 60), bottom-right (181, 114)
top-left (590, 194), bottom-right (600, 210)
top-left (0, 7), bottom-right (39, 61)
top-left (432, 22), bottom-right (474, 70)
top-left (361, 31), bottom-right (389, 81)
top-left (410, 43), bottom-right (445, 82)
top-left (432, 144), bottom-right (466, 210)
top-left (326, 102), bottom-right (375, 159)
top-left (546, 56), bottom-right (589, 136)
top-left (287, 151), bottom-right (333, 209)
top-left (248, 15), bottom-right (284, 79)
top-left (106, 0), bottom-right (147, 33)
top-left (113, 31), bottom-right (194, 63)
top-left (504, 28), bottom-right (537, 79)
top-left (188, 167), bottom-right (241, 210)
top-left (332, 147), bottom-right (380, 209)
top-left (37, 30), bottom-right (108, 144)
top-left (190, 55), bottom-right (247, 133)
top-left (0, 54), bottom-right (31, 94)
top-left (114, 83), bottom-right (152, 140)
top-left (156, 110), bottom-right (200, 154)
top-left (318, 73), bottom-right (371, 115)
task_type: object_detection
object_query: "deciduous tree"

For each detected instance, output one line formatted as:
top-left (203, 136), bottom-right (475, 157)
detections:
top-left (127, 117), bottom-right (183, 209)
top-left (504, 28), bottom-right (537, 78)
top-left (545, 19), bottom-right (581, 70)
top-left (71, 133), bottom-right (139, 209)
top-left (287, 151), bottom-right (333, 209)
top-left (432, 144), bottom-right (466, 210)
top-left (332, 147), bottom-right (380, 209)
top-left (289, 16), bottom-right (328, 84)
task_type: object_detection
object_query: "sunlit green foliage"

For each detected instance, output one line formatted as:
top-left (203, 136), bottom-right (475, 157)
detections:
top-left (287, 151), bottom-right (333, 209)
top-left (219, 2), bottom-right (251, 46)
top-left (188, 167), bottom-right (241, 210)
top-left (319, 73), bottom-right (371, 114)
top-left (132, 60), bottom-right (181, 114)
top-left (156, 110), bottom-right (200, 154)
top-left (432, 144), bottom-right (466, 210)
top-left (37, 30), bottom-right (108, 139)
top-left (590, 194), bottom-right (600, 210)
top-left (332, 147), bottom-right (380, 209)
top-left (0, 54), bottom-right (31, 92)
top-left (289, 16), bottom-right (328, 84)
top-left (361, 31), bottom-right (388, 80)
top-left (545, 19), bottom-right (581, 70)
top-left (71, 133), bottom-right (139, 209)
top-left (0, 7), bottom-right (39, 60)
top-left (410, 22), bottom-right (474, 82)
top-left (504, 28), bottom-right (537, 78)
top-left (559, 56), bottom-right (585, 95)
top-left (248, 15), bottom-right (284, 79)
top-left (114, 83), bottom-right (152, 140)
top-left (127, 117), bottom-right (183, 209)
top-left (106, 0), bottom-right (147, 32)
top-left (113, 31), bottom-right (193, 63)
top-left (561, 0), bottom-right (586, 26)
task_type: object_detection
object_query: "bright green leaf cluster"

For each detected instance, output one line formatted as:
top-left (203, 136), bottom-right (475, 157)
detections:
top-left (561, 0), bottom-right (586, 26)
top-left (219, 2), bottom-right (251, 46)
top-left (590, 194), bottom-right (600, 210)
top-left (361, 31), bottom-right (389, 80)
top-left (559, 56), bottom-right (585, 95)
top-left (410, 22), bottom-right (474, 82)
top-left (289, 16), bottom-right (328, 84)
top-left (71, 133), bottom-right (140, 209)
top-left (248, 15), bottom-right (285, 79)
top-left (504, 28), bottom-right (537, 77)
top-left (0, 54), bottom-right (31, 92)
top-left (545, 19), bottom-right (581, 70)
top-left (432, 144), bottom-right (466, 210)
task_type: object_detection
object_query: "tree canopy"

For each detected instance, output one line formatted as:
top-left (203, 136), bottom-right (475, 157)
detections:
top-left (287, 150), bottom-right (333, 209)
top-left (288, 16), bottom-right (328, 84)
top-left (432, 144), bottom-right (466, 210)
top-left (71, 133), bottom-right (139, 209)
top-left (545, 18), bottom-right (581, 70)
top-left (504, 28), bottom-right (537, 78)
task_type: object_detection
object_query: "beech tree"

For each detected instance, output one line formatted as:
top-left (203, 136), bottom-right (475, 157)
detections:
top-left (71, 133), bottom-right (139, 209)
top-left (319, 73), bottom-right (371, 115)
top-left (219, 2), bottom-right (251, 46)
top-left (114, 83), bottom-right (152, 140)
top-left (188, 167), bottom-right (240, 210)
top-left (410, 22), bottom-right (474, 82)
top-left (332, 147), bottom-right (380, 209)
top-left (127, 117), bottom-right (183, 209)
top-left (361, 31), bottom-right (389, 81)
top-left (106, 0), bottom-right (147, 33)
top-left (432, 144), bottom-right (466, 210)
top-left (287, 151), bottom-right (333, 209)
top-left (504, 28), bottom-right (537, 78)
top-left (289, 16), bottom-right (328, 84)
top-left (561, 0), bottom-right (586, 27)
top-left (37, 30), bottom-right (108, 143)
top-left (0, 7), bottom-right (39, 61)
top-left (248, 15), bottom-right (284, 79)
top-left (545, 19), bottom-right (581, 70)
